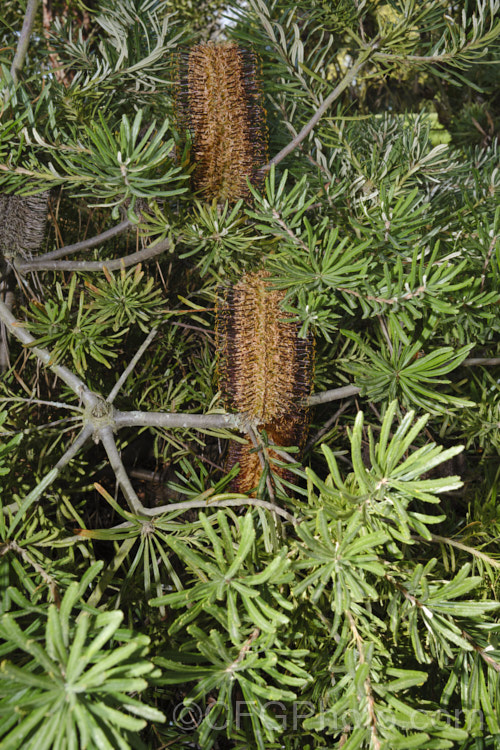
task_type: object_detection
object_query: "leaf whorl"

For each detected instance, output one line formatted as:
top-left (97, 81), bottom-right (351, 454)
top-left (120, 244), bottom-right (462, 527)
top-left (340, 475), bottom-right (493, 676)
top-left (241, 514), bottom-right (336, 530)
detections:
top-left (175, 42), bottom-right (268, 202)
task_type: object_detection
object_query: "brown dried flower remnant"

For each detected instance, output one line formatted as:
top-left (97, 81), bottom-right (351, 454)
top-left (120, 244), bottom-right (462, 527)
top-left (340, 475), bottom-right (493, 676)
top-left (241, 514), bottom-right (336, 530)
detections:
top-left (0, 192), bottom-right (49, 260)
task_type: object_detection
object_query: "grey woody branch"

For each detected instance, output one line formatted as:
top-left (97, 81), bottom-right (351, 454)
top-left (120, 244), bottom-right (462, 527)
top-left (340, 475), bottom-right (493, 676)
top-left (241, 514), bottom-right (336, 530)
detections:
top-left (34, 219), bottom-right (134, 262)
top-left (262, 46), bottom-right (376, 171)
top-left (10, 0), bottom-right (40, 83)
top-left (15, 238), bottom-right (170, 273)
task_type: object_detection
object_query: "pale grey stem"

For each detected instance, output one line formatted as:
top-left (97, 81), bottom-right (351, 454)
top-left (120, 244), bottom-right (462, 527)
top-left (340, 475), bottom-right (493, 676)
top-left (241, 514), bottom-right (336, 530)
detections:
top-left (2, 426), bottom-right (91, 518)
top-left (54, 425), bottom-right (93, 472)
top-left (267, 446), bottom-right (299, 464)
top-left (21, 416), bottom-right (81, 432)
top-left (263, 48), bottom-right (374, 171)
top-left (305, 400), bottom-right (353, 452)
top-left (129, 468), bottom-right (166, 482)
top-left (114, 411), bottom-right (240, 430)
top-left (308, 385), bottom-right (361, 406)
top-left (0, 397), bottom-right (84, 412)
top-left (463, 357), bottom-right (500, 366)
top-left (6, 427), bottom-right (92, 521)
top-left (0, 297), bottom-right (95, 404)
top-left (99, 425), bottom-right (145, 515)
top-left (461, 630), bottom-right (500, 673)
top-left (15, 239), bottom-right (170, 273)
top-left (0, 288), bottom-right (14, 372)
top-left (117, 387), bottom-right (363, 430)
top-left (418, 532), bottom-right (500, 569)
top-left (107, 327), bottom-right (158, 404)
top-left (3, 424), bottom-right (93, 520)
top-left (373, 48), bottom-right (484, 64)
top-left (34, 219), bottom-right (134, 261)
top-left (10, 0), bottom-right (40, 83)
top-left (140, 496), bottom-right (297, 523)
top-left (0, 322), bottom-right (8, 372)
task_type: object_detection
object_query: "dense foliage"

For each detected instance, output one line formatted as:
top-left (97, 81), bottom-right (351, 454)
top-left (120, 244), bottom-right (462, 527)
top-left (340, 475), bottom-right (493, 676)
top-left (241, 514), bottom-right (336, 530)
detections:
top-left (0, 1), bottom-right (500, 748)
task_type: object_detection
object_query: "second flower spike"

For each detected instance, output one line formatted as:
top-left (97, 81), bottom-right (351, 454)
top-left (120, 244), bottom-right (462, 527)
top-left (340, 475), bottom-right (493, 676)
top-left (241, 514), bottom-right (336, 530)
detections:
top-left (217, 270), bottom-right (314, 493)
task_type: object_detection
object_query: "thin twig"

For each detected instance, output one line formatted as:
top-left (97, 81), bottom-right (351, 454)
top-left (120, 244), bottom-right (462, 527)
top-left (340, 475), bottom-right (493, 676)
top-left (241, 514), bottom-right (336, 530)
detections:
top-left (15, 239), bottom-right (170, 273)
top-left (41, 0), bottom-right (70, 85)
top-left (308, 385), bottom-right (361, 406)
top-left (480, 233), bottom-right (498, 289)
top-left (107, 327), bottom-right (158, 404)
top-left (262, 48), bottom-right (375, 171)
top-left (271, 209), bottom-right (309, 250)
top-left (338, 283), bottom-right (427, 306)
top-left (461, 629), bottom-right (500, 673)
top-left (304, 400), bottom-right (353, 452)
top-left (0, 397), bottom-right (84, 412)
top-left (418, 532), bottom-right (500, 569)
top-left (346, 609), bottom-right (380, 750)
top-left (386, 573), bottom-right (500, 673)
top-left (7, 431), bottom-right (92, 534)
top-left (54, 425), bottom-right (93, 472)
top-left (0, 286), bottom-right (15, 372)
top-left (99, 425), bottom-right (144, 515)
top-left (129, 468), bottom-right (167, 483)
top-left (226, 628), bottom-right (260, 673)
top-left (377, 314), bottom-right (393, 356)
top-left (0, 297), bottom-right (95, 403)
top-left (2, 427), bottom-right (91, 521)
top-left (0, 164), bottom-right (65, 180)
top-left (33, 219), bottom-right (134, 262)
top-left (140, 496), bottom-right (298, 523)
top-left (247, 422), bottom-right (276, 503)
top-left (10, 0), bottom-right (40, 83)
top-left (170, 321), bottom-right (214, 338)
top-left (10, 416), bottom-right (82, 433)
top-left (463, 357), bottom-right (500, 367)
top-left (373, 43), bottom-right (491, 65)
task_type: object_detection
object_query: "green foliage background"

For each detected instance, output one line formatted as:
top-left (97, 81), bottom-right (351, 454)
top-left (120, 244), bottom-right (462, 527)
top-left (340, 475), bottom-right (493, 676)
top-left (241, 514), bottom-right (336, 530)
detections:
top-left (0, 0), bottom-right (500, 748)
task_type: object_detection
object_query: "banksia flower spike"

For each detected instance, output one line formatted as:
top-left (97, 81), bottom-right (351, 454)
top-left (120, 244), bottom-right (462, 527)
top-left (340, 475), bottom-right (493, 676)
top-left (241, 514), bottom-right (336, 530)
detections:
top-left (0, 192), bottom-right (49, 260)
top-left (217, 270), bottom-right (314, 494)
top-left (175, 42), bottom-right (268, 203)
top-left (177, 45), bottom-right (312, 493)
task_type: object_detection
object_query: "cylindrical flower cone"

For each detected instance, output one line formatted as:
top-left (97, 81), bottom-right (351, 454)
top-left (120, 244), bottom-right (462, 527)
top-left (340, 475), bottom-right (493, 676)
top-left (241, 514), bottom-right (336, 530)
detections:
top-left (217, 270), bottom-right (314, 493)
top-left (175, 42), bottom-right (268, 203)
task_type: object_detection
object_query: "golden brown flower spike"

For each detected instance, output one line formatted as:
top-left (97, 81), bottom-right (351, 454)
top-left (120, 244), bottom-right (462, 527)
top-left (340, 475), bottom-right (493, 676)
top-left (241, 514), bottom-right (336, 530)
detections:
top-left (217, 270), bottom-right (314, 494)
top-left (175, 42), bottom-right (267, 203)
